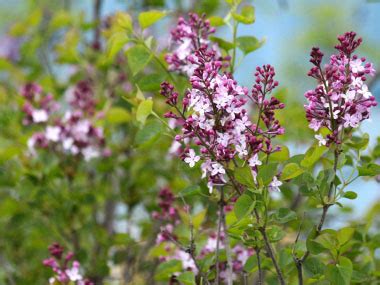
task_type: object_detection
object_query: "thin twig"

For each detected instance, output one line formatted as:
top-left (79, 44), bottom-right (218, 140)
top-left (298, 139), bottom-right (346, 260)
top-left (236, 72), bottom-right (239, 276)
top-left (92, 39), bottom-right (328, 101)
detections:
top-left (179, 195), bottom-right (210, 285)
top-left (93, 0), bottom-right (103, 48)
top-left (221, 190), bottom-right (233, 285)
top-left (259, 227), bottom-right (285, 285)
top-left (294, 148), bottom-right (340, 284)
top-left (255, 245), bottom-right (263, 285)
top-left (215, 188), bottom-right (225, 284)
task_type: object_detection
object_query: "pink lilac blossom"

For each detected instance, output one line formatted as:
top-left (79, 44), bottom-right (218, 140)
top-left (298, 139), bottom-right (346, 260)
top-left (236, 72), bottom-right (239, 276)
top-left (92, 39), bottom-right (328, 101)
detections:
top-left (161, 14), bottom-right (285, 193)
top-left (304, 31), bottom-right (377, 146)
top-left (21, 83), bottom-right (59, 125)
top-left (22, 81), bottom-right (109, 161)
top-left (43, 243), bottom-right (93, 285)
top-left (165, 13), bottom-right (224, 77)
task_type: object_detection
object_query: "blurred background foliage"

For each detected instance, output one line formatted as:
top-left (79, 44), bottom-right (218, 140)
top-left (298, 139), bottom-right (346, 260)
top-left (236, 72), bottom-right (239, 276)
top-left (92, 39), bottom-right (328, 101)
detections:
top-left (0, 0), bottom-right (379, 284)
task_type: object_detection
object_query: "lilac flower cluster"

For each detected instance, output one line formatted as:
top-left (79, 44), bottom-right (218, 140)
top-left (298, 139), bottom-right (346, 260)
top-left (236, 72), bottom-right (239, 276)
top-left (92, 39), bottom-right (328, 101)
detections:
top-left (21, 83), bottom-right (59, 125)
top-left (161, 14), bottom-right (285, 193)
top-left (22, 81), bottom-right (109, 161)
top-left (305, 31), bottom-right (377, 146)
top-left (43, 243), bottom-right (93, 285)
top-left (165, 13), bottom-right (221, 76)
top-left (153, 188), bottom-right (253, 282)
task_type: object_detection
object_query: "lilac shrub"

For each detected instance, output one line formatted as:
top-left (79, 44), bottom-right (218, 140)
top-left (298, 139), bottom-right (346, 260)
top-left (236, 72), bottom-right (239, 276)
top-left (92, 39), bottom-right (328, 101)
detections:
top-left (157, 9), bottom-right (379, 285)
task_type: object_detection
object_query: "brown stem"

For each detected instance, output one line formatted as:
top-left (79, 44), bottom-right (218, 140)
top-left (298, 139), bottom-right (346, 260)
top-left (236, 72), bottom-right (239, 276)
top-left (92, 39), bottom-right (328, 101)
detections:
top-left (93, 0), bottom-right (103, 48)
top-left (259, 228), bottom-right (285, 285)
top-left (222, 199), bottom-right (233, 285)
top-left (215, 189), bottom-right (225, 284)
top-left (255, 246), bottom-right (263, 285)
top-left (295, 148), bottom-right (340, 284)
top-left (295, 261), bottom-right (303, 285)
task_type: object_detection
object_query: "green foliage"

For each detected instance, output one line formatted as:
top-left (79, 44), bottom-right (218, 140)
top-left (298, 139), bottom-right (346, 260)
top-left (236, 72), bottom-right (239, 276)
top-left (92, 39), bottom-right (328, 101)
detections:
top-left (234, 166), bottom-right (255, 188)
top-left (234, 194), bottom-right (255, 220)
top-left (136, 99), bottom-right (153, 125)
top-left (126, 45), bottom-right (152, 75)
top-left (155, 260), bottom-right (183, 281)
top-left (358, 163), bottom-right (380, 177)
top-left (325, 257), bottom-right (353, 285)
top-left (138, 10), bottom-right (167, 30)
top-left (232, 5), bottom-right (255, 24)
top-left (236, 36), bottom-right (264, 54)
top-left (281, 163), bottom-right (304, 180)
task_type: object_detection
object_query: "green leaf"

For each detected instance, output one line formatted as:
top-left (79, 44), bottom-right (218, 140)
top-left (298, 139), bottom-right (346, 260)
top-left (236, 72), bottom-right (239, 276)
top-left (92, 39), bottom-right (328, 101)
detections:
top-left (346, 133), bottom-right (369, 150)
top-left (243, 255), bottom-right (258, 273)
top-left (148, 243), bottom-right (170, 258)
top-left (106, 32), bottom-right (129, 60)
top-left (281, 163), bottom-right (304, 180)
top-left (257, 163), bottom-right (278, 185)
top-left (208, 16), bottom-right (225, 26)
top-left (358, 163), bottom-right (380, 177)
top-left (210, 36), bottom-right (235, 51)
top-left (55, 29), bottom-right (80, 63)
top-left (234, 166), bottom-right (255, 188)
top-left (325, 257), bottom-right (353, 285)
top-left (177, 271), bottom-right (196, 285)
top-left (307, 227), bottom-right (325, 255)
top-left (234, 194), bottom-right (255, 220)
top-left (106, 107), bottom-right (131, 124)
top-left (138, 10), bottom-right (167, 30)
top-left (271, 208), bottom-right (297, 224)
top-left (115, 12), bottom-right (133, 31)
top-left (301, 145), bottom-right (327, 168)
top-left (343, 191), bottom-right (357, 200)
top-left (236, 36), bottom-right (264, 54)
top-left (232, 5), bottom-right (255, 24)
top-left (154, 260), bottom-right (182, 281)
top-left (193, 210), bottom-right (207, 230)
top-left (136, 99), bottom-right (153, 125)
top-left (337, 227), bottom-right (355, 246)
top-left (314, 230), bottom-right (338, 253)
top-left (49, 10), bottom-right (71, 30)
top-left (180, 185), bottom-right (201, 197)
top-left (137, 73), bottom-right (166, 92)
top-left (135, 120), bottom-right (162, 146)
top-left (126, 45), bottom-right (152, 75)
top-left (267, 225), bottom-right (285, 242)
top-left (269, 146), bottom-right (289, 162)
top-left (304, 257), bottom-right (326, 276)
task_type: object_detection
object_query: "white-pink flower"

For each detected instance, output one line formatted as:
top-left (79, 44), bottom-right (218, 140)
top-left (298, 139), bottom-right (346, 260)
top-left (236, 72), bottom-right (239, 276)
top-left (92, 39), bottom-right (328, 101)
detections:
top-left (184, 149), bottom-right (200, 167)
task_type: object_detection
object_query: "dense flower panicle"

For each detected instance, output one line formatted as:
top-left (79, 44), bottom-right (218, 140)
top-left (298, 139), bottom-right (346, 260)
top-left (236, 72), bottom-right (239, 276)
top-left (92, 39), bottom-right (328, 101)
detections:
top-left (248, 65), bottom-right (285, 153)
top-left (165, 13), bottom-right (226, 76)
top-left (305, 31), bottom-right (377, 146)
top-left (43, 243), bottom-right (93, 285)
top-left (22, 82), bottom-right (109, 161)
top-left (162, 13), bottom-right (285, 193)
